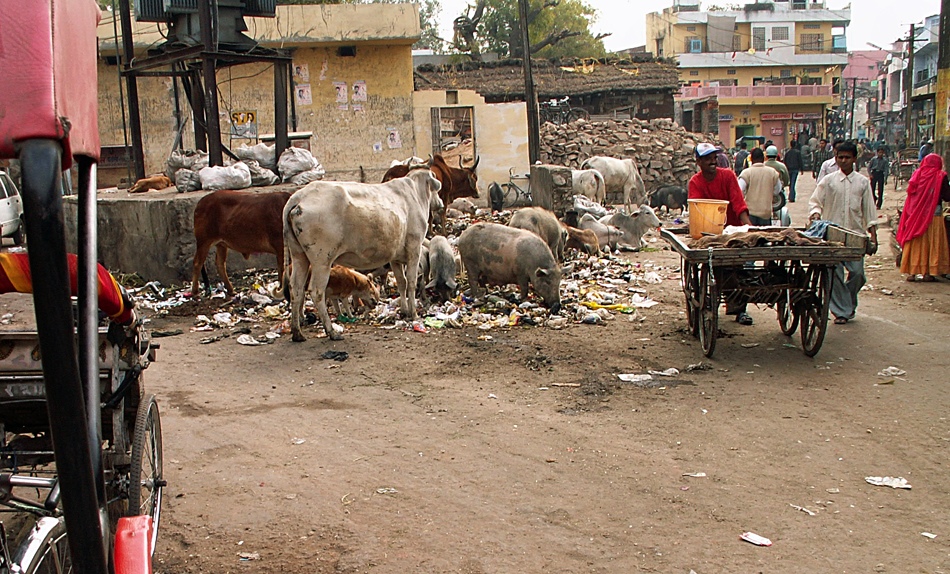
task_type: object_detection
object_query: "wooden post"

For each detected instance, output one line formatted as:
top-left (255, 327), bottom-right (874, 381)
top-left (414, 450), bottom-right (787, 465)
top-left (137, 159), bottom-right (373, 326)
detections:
top-left (517, 0), bottom-right (539, 164)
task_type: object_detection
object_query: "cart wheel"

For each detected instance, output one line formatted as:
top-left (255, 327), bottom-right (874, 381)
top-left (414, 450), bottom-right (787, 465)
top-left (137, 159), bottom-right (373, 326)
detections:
top-left (10, 516), bottom-right (72, 574)
top-left (129, 394), bottom-right (163, 555)
top-left (799, 266), bottom-right (830, 357)
top-left (776, 290), bottom-right (799, 336)
top-left (681, 259), bottom-right (699, 336)
top-left (698, 264), bottom-right (719, 358)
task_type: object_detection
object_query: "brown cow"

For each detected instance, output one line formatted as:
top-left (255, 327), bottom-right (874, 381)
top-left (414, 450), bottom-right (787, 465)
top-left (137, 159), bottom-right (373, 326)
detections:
top-left (191, 190), bottom-right (292, 297)
top-left (129, 174), bottom-right (173, 193)
top-left (382, 154), bottom-right (479, 233)
top-left (560, 221), bottom-right (601, 255)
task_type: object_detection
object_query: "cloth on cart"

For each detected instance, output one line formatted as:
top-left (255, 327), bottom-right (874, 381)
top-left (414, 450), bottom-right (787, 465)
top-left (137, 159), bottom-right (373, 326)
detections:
top-left (689, 228), bottom-right (828, 249)
top-left (0, 253), bottom-right (134, 324)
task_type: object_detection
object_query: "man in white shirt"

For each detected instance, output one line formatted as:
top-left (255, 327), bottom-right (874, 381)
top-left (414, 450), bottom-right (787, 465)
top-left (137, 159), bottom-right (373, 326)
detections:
top-left (815, 139), bottom-right (843, 183)
top-left (808, 141), bottom-right (879, 324)
top-left (738, 148), bottom-right (782, 225)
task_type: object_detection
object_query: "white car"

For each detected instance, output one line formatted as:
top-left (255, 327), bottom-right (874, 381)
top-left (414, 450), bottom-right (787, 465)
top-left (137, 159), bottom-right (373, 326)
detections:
top-left (0, 171), bottom-right (24, 245)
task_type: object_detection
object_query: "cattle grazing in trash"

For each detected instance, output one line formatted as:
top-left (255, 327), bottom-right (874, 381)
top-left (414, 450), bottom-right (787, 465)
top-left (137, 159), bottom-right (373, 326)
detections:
top-left (458, 223), bottom-right (562, 313)
top-left (580, 156), bottom-right (647, 213)
top-left (424, 235), bottom-right (458, 303)
top-left (578, 213), bottom-right (625, 252)
top-left (560, 221), bottom-right (601, 255)
top-left (508, 206), bottom-right (567, 262)
top-left (191, 189), bottom-right (292, 298)
top-left (284, 168), bottom-right (443, 341)
top-left (571, 169), bottom-right (606, 205)
top-left (599, 205), bottom-right (662, 250)
top-left (129, 174), bottom-right (173, 193)
top-left (326, 265), bottom-right (380, 318)
top-left (649, 185), bottom-right (688, 215)
top-left (382, 154), bottom-right (479, 233)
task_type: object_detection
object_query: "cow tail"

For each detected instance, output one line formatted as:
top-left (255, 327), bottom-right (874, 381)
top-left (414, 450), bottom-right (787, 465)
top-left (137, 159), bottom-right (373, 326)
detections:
top-left (594, 171), bottom-right (605, 205)
top-left (280, 203), bottom-right (301, 301)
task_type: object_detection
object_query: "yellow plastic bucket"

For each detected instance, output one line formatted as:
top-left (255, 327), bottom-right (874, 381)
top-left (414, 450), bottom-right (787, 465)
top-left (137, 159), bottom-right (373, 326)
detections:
top-left (688, 199), bottom-right (729, 239)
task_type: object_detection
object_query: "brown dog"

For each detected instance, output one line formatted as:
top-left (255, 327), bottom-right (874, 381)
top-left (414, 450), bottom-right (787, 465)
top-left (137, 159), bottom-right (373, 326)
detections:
top-left (129, 174), bottom-right (173, 193)
top-left (326, 265), bottom-right (380, 317)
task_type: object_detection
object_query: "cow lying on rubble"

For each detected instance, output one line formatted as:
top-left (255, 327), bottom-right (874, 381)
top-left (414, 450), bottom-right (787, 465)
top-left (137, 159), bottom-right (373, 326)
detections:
top-left (191, 189), bottom-right (292, 297)
top-left (599, 205), bottom-right (662, 250)
top-left (284, 168), bottom-right (442, 341)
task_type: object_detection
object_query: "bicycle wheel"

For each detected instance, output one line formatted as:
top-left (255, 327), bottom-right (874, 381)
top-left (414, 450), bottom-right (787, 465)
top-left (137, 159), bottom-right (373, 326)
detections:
top-left (128, 394), bottom-right (163, 555)
top-left (11, 516), bottom-right (73, 574)
top-left (568, 108), bottom-right (590, 122)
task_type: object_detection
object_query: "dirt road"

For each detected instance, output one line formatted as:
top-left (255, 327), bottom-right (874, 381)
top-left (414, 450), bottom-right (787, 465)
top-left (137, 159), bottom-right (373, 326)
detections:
top-left (128, 173), bottom-right (950, 574)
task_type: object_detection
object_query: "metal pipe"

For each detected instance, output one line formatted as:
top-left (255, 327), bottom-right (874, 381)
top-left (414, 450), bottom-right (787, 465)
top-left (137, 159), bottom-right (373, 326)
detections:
top-left (199, 0), bottom-right (224, 166)
top-left (18, 139), bottom-right (108, 574)
top-left (117, 0), bottom-right (146, 180)
top-left (517, 0), bottom-right (540, 164)
top-left (275, 60), bottom-right (290, 158)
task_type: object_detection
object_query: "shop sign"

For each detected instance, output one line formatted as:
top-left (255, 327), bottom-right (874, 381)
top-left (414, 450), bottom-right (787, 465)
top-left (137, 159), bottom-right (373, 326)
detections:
top-left (792, 112), bottom-right (822, 120)
top-left (761, 113), bottom-right (792, 120)
top-left (719, 114), bottom-right (734, 121)
top-left (770, 127), bottom-right (784, 135)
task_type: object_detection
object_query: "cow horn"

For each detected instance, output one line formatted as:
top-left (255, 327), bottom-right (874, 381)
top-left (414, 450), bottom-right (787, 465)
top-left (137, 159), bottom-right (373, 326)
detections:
top-left (472, 155), bottom-right (480, 170)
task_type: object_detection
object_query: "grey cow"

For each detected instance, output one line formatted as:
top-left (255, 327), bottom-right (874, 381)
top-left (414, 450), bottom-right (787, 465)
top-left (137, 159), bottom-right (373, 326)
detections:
top-left (599, 204), bottom-right (662, 250)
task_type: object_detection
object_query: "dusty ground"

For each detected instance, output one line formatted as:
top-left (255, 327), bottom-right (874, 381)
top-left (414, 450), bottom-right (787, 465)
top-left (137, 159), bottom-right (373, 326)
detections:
top-left (7, 174), bottom-right (947, 573)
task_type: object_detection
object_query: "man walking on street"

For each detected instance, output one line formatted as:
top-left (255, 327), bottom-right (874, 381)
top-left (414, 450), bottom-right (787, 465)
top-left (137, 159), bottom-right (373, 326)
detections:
top-left (783, 141), bottom-right (803, 202)
top-left (734, 141), bottom-right (749, 175)
top-left (812, 138), bottom-right (832, 180)
top-left (867, 147), bottom-right (890, 209)
top-left (739, 148), bottom-right (782, 226)
top-left (808, 141), bottom-right (879, 325)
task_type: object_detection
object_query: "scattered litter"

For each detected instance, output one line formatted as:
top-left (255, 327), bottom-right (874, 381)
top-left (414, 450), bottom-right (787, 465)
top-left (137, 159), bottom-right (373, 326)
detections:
top-left (685, 362), bottom-right (712, 372)
top-left (877, 366), bottom-right (906, 377)
top-left (740, 532), bottom-right (772, 546)
top-left (291, 438), bottom-right (306, 445)
top-left (875, 379), bottom-right (895, 386)
top-left (629, 294), bottom-right (659, 308)
top-left (238, 552), bottom-right (260, 561)
top-left (550, 382), bottom-right (581, 388)
top-left (199, 334), bottom-right (227, 344)
top-left (320, 350), bottom-right (349, 362)
top-left (741, 343), bottom-right (760, 349)
top-left (152, 329), bottom-right (183, 338)
top-left (789, 503), bottom-right (816, 516)
top-left (617, 374), bottom-right (652, 383)
top-left (682, 472), bottom-right (706, 478)
top-left (0, 313), bottom-right (13, 325)
top-left (865, 476), bottom-right (911, 489)
top-left (375, 487), bottom-right (398, 495)
top-left (642, 271), bottom-right (662, 284)
top-left (236, 334), bottom-right (266, 346)
top-left (880, 288), bottom-right (894, 296)
top-left (921, 532), bottom-right (937, 539)
top-left (826, 488), bottom-right (840, 494)
top-left (648, 368), bottom-right (680, 377)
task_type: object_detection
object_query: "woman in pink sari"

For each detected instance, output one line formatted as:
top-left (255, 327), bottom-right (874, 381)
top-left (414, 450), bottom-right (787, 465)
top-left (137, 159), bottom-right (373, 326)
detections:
top-left (896, 153), bottom-right (950, 281)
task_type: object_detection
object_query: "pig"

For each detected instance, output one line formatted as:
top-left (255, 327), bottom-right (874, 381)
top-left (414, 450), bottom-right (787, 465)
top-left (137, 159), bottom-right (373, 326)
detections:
top-left (599, 205), bottom-right (662, 250)
top-left (649, 185), bottom-right (688, 214)
top-left (448, 197), bottom-right (478, 216)
top-left (560, 221), bottom-right (600, 255)
top-left (578, 213), bottom-right (625, 252)
top-left (509, 206), bottom-right (567, 262)
top-left (424, 235), bottom-right (458, 302)
top-left (458, 223), bottom-right (562, 312)
top-left (326, 265), bottom-right (380, 317)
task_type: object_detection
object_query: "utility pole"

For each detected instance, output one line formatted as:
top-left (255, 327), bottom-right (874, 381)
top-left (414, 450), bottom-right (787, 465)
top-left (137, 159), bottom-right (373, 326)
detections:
top-left (905, 23), bottom-right (915, 143)
top-left (849, 77), bottom-right (857, 139)
top-left (936, 0), bottom-right (950, 163)
top-left (517, 0), bottom-right (540, 164)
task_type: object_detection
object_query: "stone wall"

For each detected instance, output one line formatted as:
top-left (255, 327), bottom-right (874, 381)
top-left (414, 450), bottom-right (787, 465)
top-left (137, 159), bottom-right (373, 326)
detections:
top-left (539, 118), bottom-right (721, 203)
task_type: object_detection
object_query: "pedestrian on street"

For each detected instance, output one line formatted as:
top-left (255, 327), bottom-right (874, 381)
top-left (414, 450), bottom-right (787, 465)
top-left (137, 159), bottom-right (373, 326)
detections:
top-left (816, 139), bottom-right (844, 183)
top-left (734, 141), bottom-right (749, 175)
top-left (808, 141), bottom-right (879, 324)
top-left (812, 138), bottom-right (832, 180)
top-left (688, 143), bottom-right (755, 326)
top-left (739, 147), bottom-right (782, 226)
top-left (918, 138), bottom-right (934, 161)
top-left (783, 140), bottom-right (803, 202)
top-left (867, 147), bottom-right (890, 209)
top-left (895, 153), bottom-right (950, 282)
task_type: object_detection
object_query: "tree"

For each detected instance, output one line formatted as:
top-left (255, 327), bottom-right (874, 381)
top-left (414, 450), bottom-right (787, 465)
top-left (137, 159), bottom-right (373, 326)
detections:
top-left (452, 0), bottom-right (607, 61)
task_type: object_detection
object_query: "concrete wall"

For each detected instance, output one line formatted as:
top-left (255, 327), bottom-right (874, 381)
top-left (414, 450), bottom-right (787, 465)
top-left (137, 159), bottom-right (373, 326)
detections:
top-left (413, 90), bottom-right (528, 203)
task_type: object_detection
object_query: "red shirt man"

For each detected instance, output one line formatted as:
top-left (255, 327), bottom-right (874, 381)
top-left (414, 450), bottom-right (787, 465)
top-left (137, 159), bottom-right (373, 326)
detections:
top-left (688, 143), bottom-right (752, 226)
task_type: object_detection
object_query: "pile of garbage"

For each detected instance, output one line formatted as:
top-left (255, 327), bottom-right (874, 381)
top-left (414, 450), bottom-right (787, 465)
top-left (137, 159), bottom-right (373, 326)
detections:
top-left (164, 143), bottom-right (325, 193)
top-left (540, 117), bottom-right (720, 197)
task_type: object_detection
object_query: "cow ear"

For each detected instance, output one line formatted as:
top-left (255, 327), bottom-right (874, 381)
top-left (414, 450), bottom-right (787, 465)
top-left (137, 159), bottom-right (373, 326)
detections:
top-left (632, 212), bottom-right (640, 218)
top-left (536, 268), bottom-right (549, 277)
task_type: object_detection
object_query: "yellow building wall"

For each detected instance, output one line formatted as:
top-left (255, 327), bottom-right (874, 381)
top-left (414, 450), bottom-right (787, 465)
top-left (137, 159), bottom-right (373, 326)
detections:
top-left (97, 44), bottom-right (415, 181)
top-left (413, 90), bottom-right (528, 200)
top-left (794, 22), bottom-right (834, 55)
top-left (719, 103), bottom-right (825, 148)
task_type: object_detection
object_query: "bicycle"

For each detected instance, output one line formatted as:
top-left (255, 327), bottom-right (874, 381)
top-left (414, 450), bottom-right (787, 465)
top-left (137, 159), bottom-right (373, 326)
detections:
top-left (489, 167), bottom-right (533, 211)
top-left (539, 96), bottom-right (590, 125)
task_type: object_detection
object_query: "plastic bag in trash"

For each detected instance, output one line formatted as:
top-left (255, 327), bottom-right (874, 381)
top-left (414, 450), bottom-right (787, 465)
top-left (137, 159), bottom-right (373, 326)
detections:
top-left (573, 194), bottom-right (608, 219)
top-left (244, 159), bottom-right (279, 187)
top-left (290, 168), bottom-right (326, 185)
top-left (278, 147), bottom-right (322, 182)
top-left (199, 162), bottom-right (252, 191)
top-left (174, 168), bottom-right (202, 193)
top-left (166, 149), bottom-right (209, 179)
top-left (234, 142), bottom-right (277, 170)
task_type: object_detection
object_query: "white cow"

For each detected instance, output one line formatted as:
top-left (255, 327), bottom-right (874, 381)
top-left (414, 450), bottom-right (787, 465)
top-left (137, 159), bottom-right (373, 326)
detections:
top-left (571, 169), bottom-right (606, 205)
top-left (577, 213), bottom-right (625, 252)
top-left (580, 156), bottom-right (647, 214)
top-left (283, 169), bottom-right (443, 341)
top-left (599, 205), bottom-right (662, 250)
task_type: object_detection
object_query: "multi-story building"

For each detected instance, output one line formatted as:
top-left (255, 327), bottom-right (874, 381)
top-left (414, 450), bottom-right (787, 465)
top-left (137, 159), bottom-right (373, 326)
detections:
top-left (841, 50), bottom-right (887, 141)
top-left (646, 0), bottom-right (849, 149)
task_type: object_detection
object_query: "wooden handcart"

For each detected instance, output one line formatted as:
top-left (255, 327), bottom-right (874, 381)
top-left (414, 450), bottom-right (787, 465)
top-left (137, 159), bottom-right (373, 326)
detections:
top-left (661, 227), bottom-right (867, 358)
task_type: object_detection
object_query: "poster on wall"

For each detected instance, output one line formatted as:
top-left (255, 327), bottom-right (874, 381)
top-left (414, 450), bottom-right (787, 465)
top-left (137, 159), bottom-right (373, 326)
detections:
top-left (230, 110), bottom-right (257, 138)
top-left (293, 63), bottom-right (310, 84)
top-left (387, 128), bottom-right (402, 149)
top-left (295, 84), bottom-right (312, 106)
top-left (352, 104), bottom-right (364, 112)
top-left (373, 142), bottom-right (383, 153)
top-left (353, 80), bottom-right (367, 102)
top-left (334, 81), bottom-right (348, 103)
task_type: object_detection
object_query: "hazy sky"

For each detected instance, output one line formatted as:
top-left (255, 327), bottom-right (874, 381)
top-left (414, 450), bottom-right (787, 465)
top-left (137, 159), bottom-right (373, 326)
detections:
top-left (436, 0), bottom-right (941, 54)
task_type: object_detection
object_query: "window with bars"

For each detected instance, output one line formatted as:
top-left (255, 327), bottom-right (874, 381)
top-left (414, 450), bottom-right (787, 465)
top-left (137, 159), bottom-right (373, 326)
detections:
top-left (689, 70), bottom-right (699, 76)
top-left (686, 25), bottom-right (696, 32)
top-left (753, 27), bottom-right (766, 51)
top-left (685, 36), bottom-right (702, 52)
top-left (801, 33), bottom-right (824, 51)
top-left (727, 69), bottom-right (737, 75)
top-left (772, 26), bottom-right (789, 41)
top-left (780, 69), bottom-right (792, 78)
top-left (803, 23), bottom-right (821, 30)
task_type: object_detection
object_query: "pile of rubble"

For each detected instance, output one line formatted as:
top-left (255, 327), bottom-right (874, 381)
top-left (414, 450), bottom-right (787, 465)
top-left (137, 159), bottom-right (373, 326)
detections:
top-left (540, 117), bottom-right (721, 193)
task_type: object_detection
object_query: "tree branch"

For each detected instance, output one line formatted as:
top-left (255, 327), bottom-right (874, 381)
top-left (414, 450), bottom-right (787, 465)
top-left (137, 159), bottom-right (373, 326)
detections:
top-left (530, 28), bottom-right (581, 53)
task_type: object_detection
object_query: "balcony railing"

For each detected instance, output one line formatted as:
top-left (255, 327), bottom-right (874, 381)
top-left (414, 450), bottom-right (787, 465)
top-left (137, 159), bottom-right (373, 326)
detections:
top-left (678, 84), bottom-right (834, 99)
